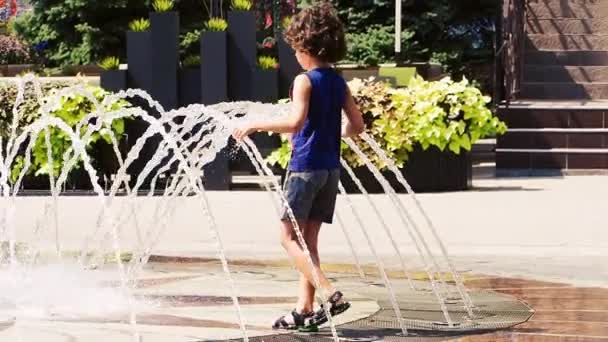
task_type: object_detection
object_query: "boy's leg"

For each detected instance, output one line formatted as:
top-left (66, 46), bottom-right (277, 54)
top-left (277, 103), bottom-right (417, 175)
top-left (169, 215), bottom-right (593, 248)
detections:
top-left (296, 220), bottom-right (323, 314)
top-left (280, 219), bottom-right (334, 299)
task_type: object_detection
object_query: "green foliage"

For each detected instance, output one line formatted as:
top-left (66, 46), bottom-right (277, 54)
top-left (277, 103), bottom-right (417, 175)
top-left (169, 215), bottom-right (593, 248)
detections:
top-left (11, 0), bottom-right (152, 68)
top-left (232, 0), bottom-right (252, 11)
top-left (6, 85), bottom-right (131, 181)
top-left (265, 134), bottom-right (292, 169)
top-left (258, 55), bottom-right (278, 70)
top-left (326, 0), bottom-right (497, 77)
top-left (182, 54), bottom-right (201, 67)
top-left (179, 29), bottom-right (202, 58)
top-left (98, 56), bottom-right (121, 70)
top-left (205, 17), bottom-right (228, 32)
top-left (129, 18), bottom-right (151, 32)
top-left (152, 0), bottom-right (175, 12)
top-left (0, 81), bottom-right (63, 138)
top-left (281, 16), bottom-right (292, 31)
top-left (267, 77), bottom-right (507, 170)
top-left (345, 25), bottom-right (421, 66)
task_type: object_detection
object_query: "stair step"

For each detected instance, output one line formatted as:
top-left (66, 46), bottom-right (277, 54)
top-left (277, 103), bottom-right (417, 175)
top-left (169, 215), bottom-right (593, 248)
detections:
top-left (498, 131), bottom-right (608, 149)
top-left (527, 34), bottom-right (608, 51)
top-left (527, 18), bottom-right (608, 34)
top-left (496, 149), bottom-right (608, 169)
top-left (497, 106), bottom-right (606, 129)
top-left (523, 65), bottom-right (608, 82)
top-left (526, 50), bottom-right (608, 66)
top-left (527, 0), bottom-right (608, 19)
top-left (521, 82), bottom-right (608, 99)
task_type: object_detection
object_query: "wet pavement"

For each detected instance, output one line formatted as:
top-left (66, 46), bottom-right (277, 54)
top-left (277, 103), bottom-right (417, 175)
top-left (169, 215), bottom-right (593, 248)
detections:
top-left (0, 259), bottom-right (606, 341)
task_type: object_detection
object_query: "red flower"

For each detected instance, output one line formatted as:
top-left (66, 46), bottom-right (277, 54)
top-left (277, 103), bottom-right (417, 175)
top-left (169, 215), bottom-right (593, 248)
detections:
top-left (265, 12), bottom-right (273, 29)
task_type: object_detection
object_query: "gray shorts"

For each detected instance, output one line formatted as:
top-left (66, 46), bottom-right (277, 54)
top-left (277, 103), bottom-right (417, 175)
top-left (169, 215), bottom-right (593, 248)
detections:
top-left (281, 169), bottom-right (340, 224)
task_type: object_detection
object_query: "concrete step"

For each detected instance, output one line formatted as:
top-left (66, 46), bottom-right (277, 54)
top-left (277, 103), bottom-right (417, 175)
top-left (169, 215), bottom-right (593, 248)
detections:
top-left (523, 65), bottom-right (608, 82)
top-left (498, 130), bottom-right (608, 149)
top-left (527, 0), bottom-right (608, 19)
top-left (527, 18), bottom-right (608, 34)
top-left (527, 34), bottom-right (608, 51)
top-left (525, 50), bottom-right (608, 65)
top-left (497, 104), bottom-right (607, 129)
top-left (521, 82), bottom-right (608, 99)
top-left (496, 148), bottom-right (608, 169)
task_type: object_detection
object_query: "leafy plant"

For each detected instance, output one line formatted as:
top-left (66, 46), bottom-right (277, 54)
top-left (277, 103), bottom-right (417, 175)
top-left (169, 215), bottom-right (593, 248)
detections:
top-left (152, 0), bottom-right (174, 12)
top-left (98, 56), bottom-right (120, 70)
top-left (0, 35), bottom-right (32, 65)
top-left (6, 85), bottom-right (132, 181)
top-left (281, 16), bottom-right (293, 31)
top-left (206, 17), bottom-right (228, 31)
top-left (180, 29), bottom-right (202, 57)
top-left (266, 76), bottom-right (507, 170)
top-left (232, 0), bottom-right (252, 11)
top-left (258, 55), bottom-right (278, 70)
top-left (129, 18), bottom-right (151, 32)
top-left (182, 55), bottom-right (201, 67)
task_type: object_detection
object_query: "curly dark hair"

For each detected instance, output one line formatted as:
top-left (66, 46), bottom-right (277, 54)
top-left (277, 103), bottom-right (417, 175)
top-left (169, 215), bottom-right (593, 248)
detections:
top-left (284, 2), bottom-right (347, 64)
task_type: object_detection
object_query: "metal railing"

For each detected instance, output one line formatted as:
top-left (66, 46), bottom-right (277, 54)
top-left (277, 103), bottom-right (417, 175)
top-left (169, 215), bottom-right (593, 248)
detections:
top-left (495, 0), bottom-right (526, 105)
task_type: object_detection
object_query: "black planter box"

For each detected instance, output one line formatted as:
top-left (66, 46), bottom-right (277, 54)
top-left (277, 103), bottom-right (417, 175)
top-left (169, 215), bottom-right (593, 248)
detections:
top-left (276, 33), bottom-right (302, 99)
top-left (227, 11), bottom-right (256, 100)
top-left (150, 11), bottom-right (180, 111)
top-left (252, 69), bottom-right (278, 103)
top-left (249, 68), bottom-right (280, 163)
top-left (100, 70), bottom-right (127, 93)
top-left (340, 146), bottom-right (472, 194)
top-left (204, 149), bottom-right (231, 190)
top-left (126, 31), bottom-right (152, 91)
top-left (179, 67), bottom-right (202, 107)
top-left (200, 31), bottom-right (228, 105)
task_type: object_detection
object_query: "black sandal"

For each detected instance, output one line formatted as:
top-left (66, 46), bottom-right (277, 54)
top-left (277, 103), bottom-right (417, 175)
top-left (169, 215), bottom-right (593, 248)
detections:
top-left (310, 291), bottom-right (351, 326)
top-left (272, 309), bottom-right (314, 330)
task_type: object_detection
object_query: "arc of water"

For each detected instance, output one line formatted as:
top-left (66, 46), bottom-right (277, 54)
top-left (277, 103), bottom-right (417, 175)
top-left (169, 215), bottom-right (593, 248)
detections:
top-left (8, 115), bottom-right (138, 331)
top-left (359, 133), bottom-right (476, 314)
top-left (343, 138), bottom-right (455, 326)
top-left (66, 99), bottom-right (248, 341)
top-left (336, 178), bottom-right (408, 335)
top-left (241, 137), bottom-right (340, 342)
top-left (339, 158), bottom-right (417, 291)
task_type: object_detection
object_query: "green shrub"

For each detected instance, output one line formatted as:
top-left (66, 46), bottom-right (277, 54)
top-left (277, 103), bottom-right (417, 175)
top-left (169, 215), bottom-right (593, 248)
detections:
top-left (11, 0), bottom-right (151, 68)
top-left (232, 0), bottom-right (252, 11)
top-left (266, 77), bottom-right (506, 169)
top-left (182, 55), bottom-right (201, 67)
top-left (344, 25), bottom-right (423, 66)
top-left (152, 0), bottom-right (174, 12)
top-left (129, 18), bottom-right (151, 32)
top-left (205, 18), bottom-right (228, 32)
top-left (98, 57), bottom-right (120, 70)
top-left (258, 55), bottom-right (278, 70)
top-left (0, 82), bottom-right (131, 180)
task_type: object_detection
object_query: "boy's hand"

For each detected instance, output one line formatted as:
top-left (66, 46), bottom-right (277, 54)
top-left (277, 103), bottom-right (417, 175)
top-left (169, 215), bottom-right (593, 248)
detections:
top-left (232, 123), bottom-right (258, 142)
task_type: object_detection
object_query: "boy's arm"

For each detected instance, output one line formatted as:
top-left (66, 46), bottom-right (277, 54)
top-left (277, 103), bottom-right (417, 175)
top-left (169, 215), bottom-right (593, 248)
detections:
top-left (341, 87), bottom-right (365, 137)
top-left (232, 75), bottom-right (311, 141)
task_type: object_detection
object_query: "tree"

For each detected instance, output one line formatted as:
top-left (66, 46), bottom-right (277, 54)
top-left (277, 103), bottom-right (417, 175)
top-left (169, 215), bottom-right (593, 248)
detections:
top-left (12, 0), bottom-right (152, 67)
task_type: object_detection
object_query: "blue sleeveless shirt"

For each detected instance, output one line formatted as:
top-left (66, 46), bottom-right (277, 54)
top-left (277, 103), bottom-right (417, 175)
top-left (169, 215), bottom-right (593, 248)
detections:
top-left (289, 68), bottom-right (346, 171)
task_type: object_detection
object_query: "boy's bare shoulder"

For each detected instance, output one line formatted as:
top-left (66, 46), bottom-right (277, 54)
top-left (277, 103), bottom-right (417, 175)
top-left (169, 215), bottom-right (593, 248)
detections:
top-left (294, 74), bottom-right (312, 89)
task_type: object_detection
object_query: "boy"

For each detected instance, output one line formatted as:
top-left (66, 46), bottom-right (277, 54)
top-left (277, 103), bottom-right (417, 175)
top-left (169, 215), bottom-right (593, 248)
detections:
top-left (232, 2), bottom-right (365, 330)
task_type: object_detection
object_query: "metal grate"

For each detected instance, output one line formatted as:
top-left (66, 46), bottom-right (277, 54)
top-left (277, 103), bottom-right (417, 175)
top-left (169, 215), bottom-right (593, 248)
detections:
top-left (224, 286), bottom-right (534, 342)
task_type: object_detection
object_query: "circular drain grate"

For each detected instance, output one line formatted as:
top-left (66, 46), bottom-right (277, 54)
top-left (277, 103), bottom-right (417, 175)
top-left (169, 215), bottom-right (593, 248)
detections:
top-left (225, 286), bottom-right (534, 341)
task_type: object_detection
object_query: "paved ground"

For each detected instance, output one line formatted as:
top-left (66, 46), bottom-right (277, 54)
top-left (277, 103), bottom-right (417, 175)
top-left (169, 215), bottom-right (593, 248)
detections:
top-left (1, 175), bottom-right (607, 341)
top-left (8, 175), bottom-right (607, 287)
